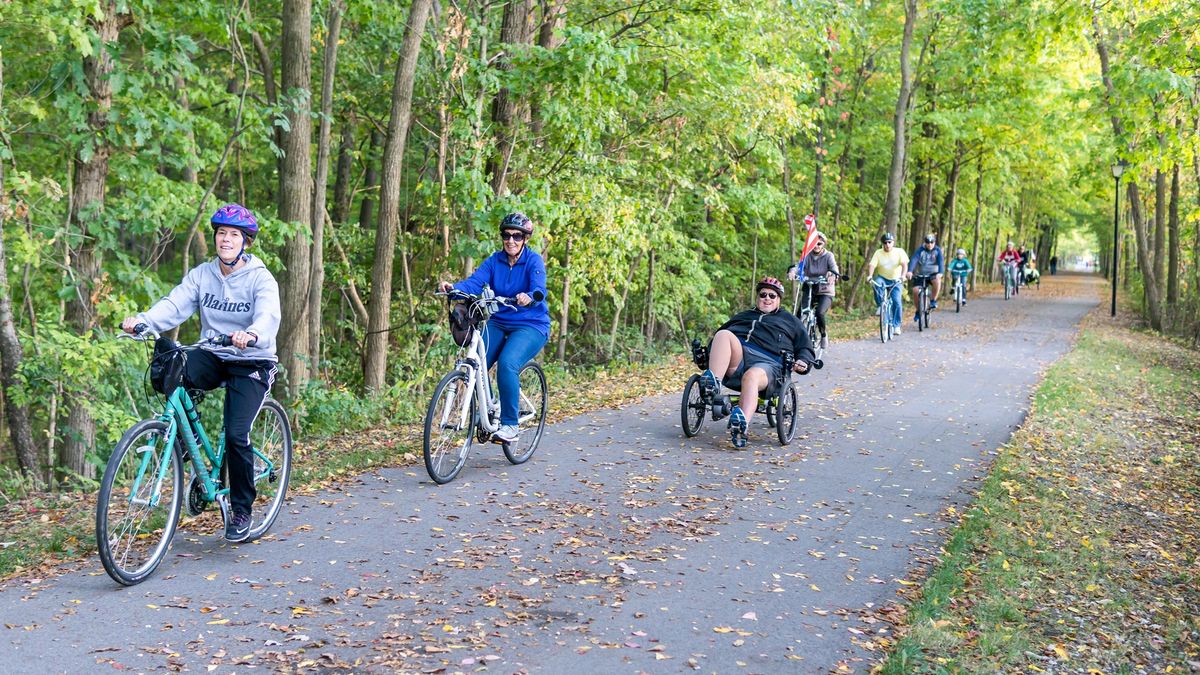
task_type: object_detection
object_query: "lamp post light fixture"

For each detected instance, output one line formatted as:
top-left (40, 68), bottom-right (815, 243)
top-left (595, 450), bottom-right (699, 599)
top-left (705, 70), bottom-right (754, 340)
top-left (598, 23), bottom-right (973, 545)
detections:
top-left (1110, 159), bottom-right (1128, 317)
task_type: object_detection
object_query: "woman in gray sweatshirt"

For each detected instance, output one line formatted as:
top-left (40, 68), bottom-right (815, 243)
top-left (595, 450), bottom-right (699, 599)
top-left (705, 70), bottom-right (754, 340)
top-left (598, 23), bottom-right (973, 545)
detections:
top-left (787, 232), bottom-right (840, 351)
top-left (121, 204), bottom-right (281, 543)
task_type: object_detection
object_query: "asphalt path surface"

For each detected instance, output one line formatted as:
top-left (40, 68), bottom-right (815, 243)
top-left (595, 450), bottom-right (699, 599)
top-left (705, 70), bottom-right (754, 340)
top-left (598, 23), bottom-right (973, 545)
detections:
top-left (0, 274), bottom-right (1099, 673)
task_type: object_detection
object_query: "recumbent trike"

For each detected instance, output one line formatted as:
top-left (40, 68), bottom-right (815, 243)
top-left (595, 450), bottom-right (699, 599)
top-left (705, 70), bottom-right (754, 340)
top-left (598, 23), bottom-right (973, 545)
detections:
top-left (679, 338), bottom-right (822, 446)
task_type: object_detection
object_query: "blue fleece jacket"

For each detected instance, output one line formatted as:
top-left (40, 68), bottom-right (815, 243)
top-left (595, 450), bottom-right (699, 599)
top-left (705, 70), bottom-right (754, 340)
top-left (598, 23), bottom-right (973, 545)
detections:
top-left (453, 248), bottom-right (551, 337)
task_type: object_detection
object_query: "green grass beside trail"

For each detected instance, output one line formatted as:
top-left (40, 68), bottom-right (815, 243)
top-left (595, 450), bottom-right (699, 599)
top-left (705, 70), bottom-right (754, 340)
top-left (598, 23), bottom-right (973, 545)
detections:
top-left (0, 355), bottom-right (695, 582)
top-left (878, 310), bottom-right (1200, 672)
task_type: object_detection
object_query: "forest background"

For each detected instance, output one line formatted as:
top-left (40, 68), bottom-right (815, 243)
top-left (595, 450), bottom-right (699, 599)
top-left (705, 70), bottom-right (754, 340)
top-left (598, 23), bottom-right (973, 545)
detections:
top-left (0, 0), bottom-right (1196, 492)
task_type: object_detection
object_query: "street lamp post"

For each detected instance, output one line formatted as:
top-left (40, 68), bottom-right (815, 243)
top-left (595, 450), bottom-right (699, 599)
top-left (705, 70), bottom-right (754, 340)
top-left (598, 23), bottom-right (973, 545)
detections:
top-left (1110, 160), bottom-right (1127, 317)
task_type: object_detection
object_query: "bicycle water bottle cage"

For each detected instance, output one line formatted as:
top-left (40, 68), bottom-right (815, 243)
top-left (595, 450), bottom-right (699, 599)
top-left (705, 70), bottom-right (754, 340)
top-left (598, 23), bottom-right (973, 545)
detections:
top-left (690, 338), bottom-right (709, 370)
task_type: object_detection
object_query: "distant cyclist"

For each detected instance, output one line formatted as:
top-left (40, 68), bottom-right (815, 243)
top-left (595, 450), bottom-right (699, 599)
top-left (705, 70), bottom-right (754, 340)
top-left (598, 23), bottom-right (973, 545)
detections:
top-left (947, 248), bottom-right (973, 305)
top-left (865, 233), bottom-right (909, 335)
top-left (1017, 244), bottom-right (1033, 285)
top-left (786, 231), bottom-right (840, 351)
top-left (120, 204), bottom-right (280, 543)
top-left (906, 233), bottom-right (944, 323)
top-left (998, 241), bottom-right (1022, 288)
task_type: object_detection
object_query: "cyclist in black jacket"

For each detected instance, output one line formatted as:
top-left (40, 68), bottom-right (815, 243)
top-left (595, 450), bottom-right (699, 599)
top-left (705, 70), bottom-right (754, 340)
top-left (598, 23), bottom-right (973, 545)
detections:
top-left (699, 277), bottom-right (816, 447)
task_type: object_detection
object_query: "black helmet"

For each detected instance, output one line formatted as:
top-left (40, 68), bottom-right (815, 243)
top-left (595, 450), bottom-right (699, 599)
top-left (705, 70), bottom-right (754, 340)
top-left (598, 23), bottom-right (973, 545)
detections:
top-left (499, 212), bottom-right (533, 235)
top-left (924, 233), bottom-right (936, 244)
top-left (881, 232), bottom-right (895, 244)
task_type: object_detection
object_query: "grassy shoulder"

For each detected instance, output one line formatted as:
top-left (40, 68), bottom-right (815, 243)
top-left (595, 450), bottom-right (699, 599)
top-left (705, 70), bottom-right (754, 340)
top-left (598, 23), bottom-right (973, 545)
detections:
top-left (0, 354), bottom-right (695, 583)
top-left (877, 305), bottom-right (1200, 672)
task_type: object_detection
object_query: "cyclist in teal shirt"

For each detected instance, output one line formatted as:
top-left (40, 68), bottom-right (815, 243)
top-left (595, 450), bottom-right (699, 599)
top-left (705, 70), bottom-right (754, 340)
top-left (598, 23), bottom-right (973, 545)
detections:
top-left (947, 248), bottom-right (973, 305)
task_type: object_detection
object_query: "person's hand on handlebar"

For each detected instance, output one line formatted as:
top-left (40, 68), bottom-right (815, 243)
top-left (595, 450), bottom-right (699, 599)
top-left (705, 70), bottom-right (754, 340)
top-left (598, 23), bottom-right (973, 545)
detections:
top-left (229, 330), bottom-right (257, 350)
top-left (120, 317), bottom-right (141, 334)
top-left (514, 292), bottom-right (532, 307)
top-left (792, 360), bottom-right (809, 374)
top-left (437, 281), bottom-right (454, 293)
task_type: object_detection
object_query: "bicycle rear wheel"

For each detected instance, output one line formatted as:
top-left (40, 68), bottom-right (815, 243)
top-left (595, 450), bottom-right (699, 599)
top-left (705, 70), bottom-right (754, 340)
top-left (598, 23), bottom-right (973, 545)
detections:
top-left (246, 399), bottom-right (293, 540)
top-left (775, 384), bottom-right (799, 445)
top-left (681, 374), bottom-right (706, 437)
top-left (503, 362), bottom-right (547, 465)
top-left (96, 419), bottom-right (184, 586)
top-left (424, 370), bottom-right (475, 483)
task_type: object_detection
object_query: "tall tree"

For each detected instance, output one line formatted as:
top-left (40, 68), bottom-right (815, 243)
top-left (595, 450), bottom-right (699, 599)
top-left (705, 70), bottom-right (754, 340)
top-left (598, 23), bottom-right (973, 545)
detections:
top-left (307, 0), bottom-right (345, 376)
top-left (62, 2), bottom-right (134, 481)
top-left (488, 0), bottom-right (534, 195)
top-left (882, 0), bottom-right (917, 235)
top-left (363, 0), bottom-right (434, 392)
top-left (0, 52), bottom-right (39, 487)
top-left (277, 0), bottom-right (315, 395)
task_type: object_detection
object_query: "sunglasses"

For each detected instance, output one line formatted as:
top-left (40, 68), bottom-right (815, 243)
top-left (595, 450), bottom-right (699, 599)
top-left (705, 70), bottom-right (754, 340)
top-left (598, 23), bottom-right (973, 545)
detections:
top-left (758, 291), bottom-right (779, 300)
top-left (501, 231), bottom-right (526, 242)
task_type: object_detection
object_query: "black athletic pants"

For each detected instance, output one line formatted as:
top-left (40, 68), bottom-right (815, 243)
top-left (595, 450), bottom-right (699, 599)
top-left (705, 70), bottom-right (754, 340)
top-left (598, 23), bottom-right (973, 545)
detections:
top-left (183, 349), bottom-right (277, 517)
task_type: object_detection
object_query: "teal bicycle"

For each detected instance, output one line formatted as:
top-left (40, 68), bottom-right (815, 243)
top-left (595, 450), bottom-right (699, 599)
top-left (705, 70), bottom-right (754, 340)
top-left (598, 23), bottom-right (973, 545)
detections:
top-left (96, 327), bottom-right (293, 585)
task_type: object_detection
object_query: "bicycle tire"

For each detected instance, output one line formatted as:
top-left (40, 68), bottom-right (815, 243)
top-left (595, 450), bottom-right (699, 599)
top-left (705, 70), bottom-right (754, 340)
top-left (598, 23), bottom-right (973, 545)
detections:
top-left (245, 399), bottom-right (293, 540)
top-left (806, 313), bottom-right (823, 361)
top-left (96, 419), bottom-right (184, 586)
top-left (775, 384), bottom-right (799, 445)
top-left (879, 299), bottom-right (889, 343)
top-left (504, 362), bottom-right (547, 465)
top-left (1004, 274), bottom-right (1012, 300)
top-left (956, 284), bottom-right (962, 313)
top-left (680, 374), bottom-right (706, 437)
top-left (922, 288), bottom-right (931, 329)
top-left (424, 370), bottom-right (475, 484)
top-left (917, 289), bottom-right (925, 333)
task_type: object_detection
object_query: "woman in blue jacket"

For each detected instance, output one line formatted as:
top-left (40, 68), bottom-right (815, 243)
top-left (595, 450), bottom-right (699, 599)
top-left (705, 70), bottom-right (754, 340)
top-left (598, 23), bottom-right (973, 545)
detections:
top-left (438, 212), bottom-right (550, 442)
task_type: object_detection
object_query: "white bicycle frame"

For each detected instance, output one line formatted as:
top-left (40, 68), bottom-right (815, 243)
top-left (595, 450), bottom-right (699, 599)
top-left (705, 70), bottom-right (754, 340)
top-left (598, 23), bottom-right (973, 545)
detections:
top-left (437, 301), bottom-right (538, 437)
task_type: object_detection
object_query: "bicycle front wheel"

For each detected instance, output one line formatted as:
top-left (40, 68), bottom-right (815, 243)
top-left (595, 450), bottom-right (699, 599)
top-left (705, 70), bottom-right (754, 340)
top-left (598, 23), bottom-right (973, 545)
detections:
top-left (96, 419), bottom-right (184, 586)
top-left (775, 383), bottom-right (799, 445)
top-left (246, 399), bottom-right (293, 541)
top-left (879, 300), bottom-right (888, 343)
top-left (956, 285), bottom-right (962, 313)
top-left (424, 370), bottom-right (475, 483)
top-left (680, 374), bottom-right (706, 437)
top-left (504, 362), bottom-right (547, 465)
top-left (922, 289), bottom-right (931, 329)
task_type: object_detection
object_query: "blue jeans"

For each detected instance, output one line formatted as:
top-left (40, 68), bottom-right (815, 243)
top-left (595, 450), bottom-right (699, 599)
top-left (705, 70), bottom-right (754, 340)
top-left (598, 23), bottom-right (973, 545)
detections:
top-left (872, 275), bottom-right (903, 328)
top-left (483, 323), bottom-right (547, 425)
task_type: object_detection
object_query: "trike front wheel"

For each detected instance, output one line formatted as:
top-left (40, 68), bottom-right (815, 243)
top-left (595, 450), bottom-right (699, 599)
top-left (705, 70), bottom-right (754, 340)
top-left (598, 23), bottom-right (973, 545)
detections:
top-left (775, 384), bottom-right (799, 445)
top-left (680, 374), bottom-right (706, 437)
top-left (96, 419), bottom-right (185, 586)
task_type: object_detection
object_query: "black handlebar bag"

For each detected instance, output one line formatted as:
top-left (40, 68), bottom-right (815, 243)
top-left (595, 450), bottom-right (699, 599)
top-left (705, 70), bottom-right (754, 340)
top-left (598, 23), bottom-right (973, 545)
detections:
top-left (448, 302), bottom-right (480, 348)
top-left (149, 337), bottom-right (186, 396)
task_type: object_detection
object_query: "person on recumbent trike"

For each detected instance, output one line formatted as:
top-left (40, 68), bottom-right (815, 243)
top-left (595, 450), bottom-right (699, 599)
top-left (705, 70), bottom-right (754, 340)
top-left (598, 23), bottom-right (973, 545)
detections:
top-left (697, 277), bottom-right (818, 448)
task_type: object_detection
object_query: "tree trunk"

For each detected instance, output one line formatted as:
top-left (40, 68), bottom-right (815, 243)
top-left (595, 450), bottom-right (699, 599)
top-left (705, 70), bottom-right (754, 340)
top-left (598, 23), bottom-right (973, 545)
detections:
top-left (530, 0), bottom-right (567, 139)
top-left (643, 248), bottom-right (655, 344)
top-left (938, 141), bottom-right (963, 251)
top-left (812, 55), bottom-right (829, 219)
top-left (63, 3), bottom-right (133, 482)
top-left (1153, 160), bottom-right (1166, 300)
top-left (359, 127), bottom-right (383, 230)
top-left (882, 0), bottom-right (917, 235)
top-left (556, 237), bottom-right (573, 361)
top-left (0, 55), bottom-right (40, 487)
top-left (1093, 9), bottom-right (1161, 330)
top-left (307, 0), bottom-right (345, 378)
top-left (276, 0), bottom-right (315, 397)
top-left (332, 120), bottom-right (354, 224)
top-left (971, 157), bottom-right (983, 291)
top-left (1166, 162), bottom-right (1180, 310)
top-left (363, 0), bottom-right (434, 391)
top-left (908, 160), bottom-right (932, 252)
top-left (780, 140), bottom-right (797, 264)
top-left (250, 30), bottom-right (283, 164)
top-left (487, 0), bottom-right (534, 195)
top-left (608, 250), bottom-right (644, 359)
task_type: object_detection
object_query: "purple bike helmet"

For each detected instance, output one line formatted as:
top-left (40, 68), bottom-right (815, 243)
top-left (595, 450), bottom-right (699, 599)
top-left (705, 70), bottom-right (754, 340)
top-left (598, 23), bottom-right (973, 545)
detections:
top-left (210, 203), bottom-right (259, 241)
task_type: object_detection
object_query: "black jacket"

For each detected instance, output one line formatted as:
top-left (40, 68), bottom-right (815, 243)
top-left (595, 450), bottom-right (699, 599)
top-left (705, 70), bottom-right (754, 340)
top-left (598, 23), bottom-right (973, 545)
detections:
top-left (718, 308), bottom-right (816, 366)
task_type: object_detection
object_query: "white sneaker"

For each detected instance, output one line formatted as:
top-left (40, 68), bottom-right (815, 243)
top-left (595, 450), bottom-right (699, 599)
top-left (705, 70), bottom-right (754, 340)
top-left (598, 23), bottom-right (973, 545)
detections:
top-left (893, 326), bottom-right (902, 335)
top-left (875, 307), bottom-right (881, 316)
top-left (494, 424), bottom-right (520, 442)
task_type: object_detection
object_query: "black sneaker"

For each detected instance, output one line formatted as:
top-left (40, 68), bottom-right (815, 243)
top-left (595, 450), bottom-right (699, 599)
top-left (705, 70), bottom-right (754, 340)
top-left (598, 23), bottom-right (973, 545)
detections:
top-left (225, 512), bottom-right (252, 543)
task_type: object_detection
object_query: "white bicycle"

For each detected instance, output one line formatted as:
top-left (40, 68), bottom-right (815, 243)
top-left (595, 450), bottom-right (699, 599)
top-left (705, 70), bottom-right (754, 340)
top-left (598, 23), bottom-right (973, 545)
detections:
top-left (424, 286), bottom-right (547, 484)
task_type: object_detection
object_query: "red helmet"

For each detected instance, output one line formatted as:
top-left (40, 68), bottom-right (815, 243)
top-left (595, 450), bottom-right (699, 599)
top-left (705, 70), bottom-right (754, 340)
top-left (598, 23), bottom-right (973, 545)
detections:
top-left (756, 277), bottom-right (784, 296)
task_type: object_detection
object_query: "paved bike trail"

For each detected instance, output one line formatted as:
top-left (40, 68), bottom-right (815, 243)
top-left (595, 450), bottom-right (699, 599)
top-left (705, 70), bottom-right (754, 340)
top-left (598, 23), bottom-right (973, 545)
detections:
top-left (0, 275), bottom-right (1099, 673)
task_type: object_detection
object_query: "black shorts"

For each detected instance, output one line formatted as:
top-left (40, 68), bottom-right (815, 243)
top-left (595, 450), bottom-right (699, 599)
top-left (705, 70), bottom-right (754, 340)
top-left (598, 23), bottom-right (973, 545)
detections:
top-left (909, 274), bottom-right (938, 289)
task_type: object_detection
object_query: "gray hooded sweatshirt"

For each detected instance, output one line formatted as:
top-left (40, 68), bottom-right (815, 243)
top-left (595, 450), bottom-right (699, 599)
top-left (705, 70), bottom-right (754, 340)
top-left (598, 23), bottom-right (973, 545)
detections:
top-left (137, 256), bottom-right (281, 362)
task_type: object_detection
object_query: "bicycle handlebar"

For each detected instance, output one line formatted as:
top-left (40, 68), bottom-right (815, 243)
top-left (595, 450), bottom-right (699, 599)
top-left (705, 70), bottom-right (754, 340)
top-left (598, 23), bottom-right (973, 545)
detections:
top-left (121, 323), bottom-right (256, 348)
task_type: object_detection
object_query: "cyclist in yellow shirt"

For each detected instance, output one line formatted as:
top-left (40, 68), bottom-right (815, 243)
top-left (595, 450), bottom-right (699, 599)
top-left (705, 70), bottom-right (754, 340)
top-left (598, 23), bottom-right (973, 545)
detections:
top-left (864, 233), bottom-right (909, 335)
